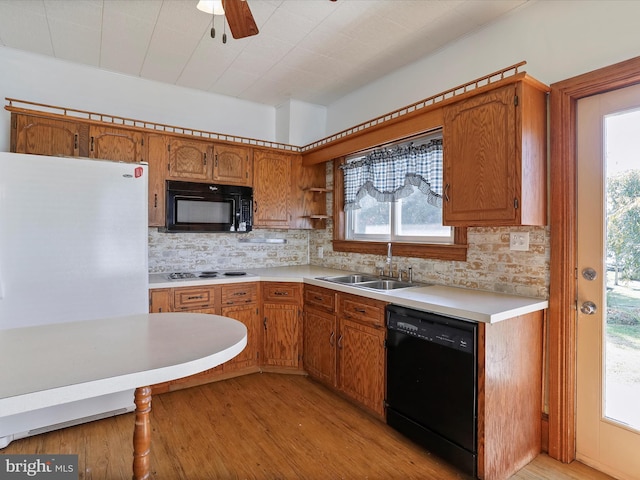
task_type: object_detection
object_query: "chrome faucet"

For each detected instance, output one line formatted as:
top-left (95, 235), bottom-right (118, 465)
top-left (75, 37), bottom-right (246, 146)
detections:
top-left (386, 242), bottom-right (393, 277)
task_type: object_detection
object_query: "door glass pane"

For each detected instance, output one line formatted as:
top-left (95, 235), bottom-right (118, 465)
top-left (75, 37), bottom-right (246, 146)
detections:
top-left (604, 108), bottom-right (640, 430)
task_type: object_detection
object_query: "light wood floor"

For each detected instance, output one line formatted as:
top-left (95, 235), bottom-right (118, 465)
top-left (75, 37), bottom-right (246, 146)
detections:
top-left (2, 373), bottom-right (615, 480)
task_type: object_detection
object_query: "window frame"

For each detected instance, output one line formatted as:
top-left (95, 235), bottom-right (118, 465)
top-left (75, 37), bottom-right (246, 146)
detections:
top-left (342, 132), bottom-right (453, 245)
top-left (333, 158), bottom-right (468, 261)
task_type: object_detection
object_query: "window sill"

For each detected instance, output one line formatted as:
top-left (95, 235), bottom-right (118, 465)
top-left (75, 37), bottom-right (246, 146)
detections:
top-left (332, 240), bottom-right (468, 262)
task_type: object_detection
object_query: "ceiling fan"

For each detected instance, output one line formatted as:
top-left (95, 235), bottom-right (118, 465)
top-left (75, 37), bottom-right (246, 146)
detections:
top-left (197, 0), bottom-right (259, 40)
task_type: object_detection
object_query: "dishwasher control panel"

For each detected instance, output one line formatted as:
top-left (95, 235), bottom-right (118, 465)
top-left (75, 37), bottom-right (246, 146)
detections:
top-left (387, 306), bottom-right (476, 353)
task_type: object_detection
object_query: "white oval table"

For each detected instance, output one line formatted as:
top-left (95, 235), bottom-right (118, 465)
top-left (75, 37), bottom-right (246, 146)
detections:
top-left (0, 313), bottom-right (247, 480)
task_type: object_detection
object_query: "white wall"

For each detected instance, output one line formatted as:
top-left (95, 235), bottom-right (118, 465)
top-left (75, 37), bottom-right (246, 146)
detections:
top-left (325, 0), bottom-right (640, 136)
top-left (275, 99), bottom-right (326, 146)
top-left (0, 46), bottom-right (275, 152)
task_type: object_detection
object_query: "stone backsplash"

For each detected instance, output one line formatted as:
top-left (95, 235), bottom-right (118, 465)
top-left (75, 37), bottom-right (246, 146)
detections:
top-left (148, 228), bottom-right (310, 273)
top-left (308, 219), bottom-right (550, 299)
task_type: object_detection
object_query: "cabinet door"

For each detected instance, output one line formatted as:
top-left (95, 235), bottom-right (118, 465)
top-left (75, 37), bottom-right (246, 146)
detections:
top-left (253, 150), bottom-right (291, 228)
top-left (89, 125), bottom-right (145, 163)
top-left (263, 303), bottom-right (300, 368)
top-left (443, 84), bottom-right (518, 225)
top-left (149, 289), bottom-right (172, 313)
top-left (13, 114), bottom-right (85, 157)
top-left (147, 133), bottom-right (168, 227)
top-left (221, 304), bottom-right (260, 371)
top-left (167, 138), bottom-right (212, 180)
top-left (213, 144), bottom-right (252, 186)
top-left (338, 319), bottom-right (386, 417)
top-left (303, 308), bottom-right (337, 386)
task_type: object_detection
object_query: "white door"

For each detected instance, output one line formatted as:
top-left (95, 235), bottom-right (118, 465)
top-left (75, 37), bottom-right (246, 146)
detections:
top-left (576, 84), bottom-right (640, 480)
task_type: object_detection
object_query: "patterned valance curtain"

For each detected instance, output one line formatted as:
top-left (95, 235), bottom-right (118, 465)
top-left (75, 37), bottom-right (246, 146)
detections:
top-left (341, 139), bottom-right (443, 211)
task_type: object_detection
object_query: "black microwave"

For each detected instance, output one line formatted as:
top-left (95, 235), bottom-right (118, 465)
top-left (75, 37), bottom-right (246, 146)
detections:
top-left (164, 180), bottom-right (253, 233)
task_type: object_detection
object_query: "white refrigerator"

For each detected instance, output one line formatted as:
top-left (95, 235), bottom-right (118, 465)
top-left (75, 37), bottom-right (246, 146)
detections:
top-left (0, 152), bottom-right (149, 448)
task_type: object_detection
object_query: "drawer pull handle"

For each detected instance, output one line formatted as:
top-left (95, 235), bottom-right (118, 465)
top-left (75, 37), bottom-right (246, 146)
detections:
top-left (354, 308), bottom-right (366, 314)
top-left (274, 291), bottom-right (289, 296)
top-left (233, 292), bottom-right (247, 296)
top-left (187, 295), bottom-right (204, 300)
top-left (314, 296), bottom-right (323, 301)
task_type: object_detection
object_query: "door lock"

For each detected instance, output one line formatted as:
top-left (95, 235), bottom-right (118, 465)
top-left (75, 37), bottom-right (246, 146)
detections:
top-left (582, 268), bottom-right (597, 281)
top-left (580, 301), bottom-right (597, 315)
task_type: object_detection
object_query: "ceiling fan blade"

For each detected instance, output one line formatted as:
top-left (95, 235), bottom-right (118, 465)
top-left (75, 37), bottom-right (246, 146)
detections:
top-left (221, 0), bottom-right (259, 39)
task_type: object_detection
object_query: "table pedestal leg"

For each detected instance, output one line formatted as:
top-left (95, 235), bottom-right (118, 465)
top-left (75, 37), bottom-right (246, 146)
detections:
top-left (132, 386), bottom-right (152, 480)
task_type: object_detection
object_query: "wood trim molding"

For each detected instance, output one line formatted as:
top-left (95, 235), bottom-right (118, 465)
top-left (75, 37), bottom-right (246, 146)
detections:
top-left (548, 55), bottom-right (640, 463)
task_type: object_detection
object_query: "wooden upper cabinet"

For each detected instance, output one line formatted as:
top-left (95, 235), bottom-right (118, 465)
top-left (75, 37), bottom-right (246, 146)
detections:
top-left (89, 125), bottom-right (145, 163)
top-left (253, 150), bottom-right (292, 228)
top-left (12, 114), bottom-right (87, 157)
top-left (442, 80), bottom-right (548, 226)
top-left (147, 133), bottom-right (168, 227)
top-left (167, 138), bottom-right (212, 181)
top-left (213, 144), bottom-right (252, 186)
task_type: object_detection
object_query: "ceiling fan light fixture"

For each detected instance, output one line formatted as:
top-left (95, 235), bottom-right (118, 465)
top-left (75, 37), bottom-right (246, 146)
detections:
top-left (197, 0), bottom-right (225, 16)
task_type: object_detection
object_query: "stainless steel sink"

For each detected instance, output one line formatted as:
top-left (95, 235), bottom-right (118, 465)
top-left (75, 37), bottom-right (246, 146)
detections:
top-left (321, 274), bottom-right (380, 284)
top-left (356, 279), bottom-right (416, 290)
top-left (319, 275), bottom-right (422, 291)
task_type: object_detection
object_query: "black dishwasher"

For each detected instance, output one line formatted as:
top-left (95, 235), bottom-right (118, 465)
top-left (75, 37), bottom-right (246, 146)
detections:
top-left (386, 304), bottom-right (478, 477)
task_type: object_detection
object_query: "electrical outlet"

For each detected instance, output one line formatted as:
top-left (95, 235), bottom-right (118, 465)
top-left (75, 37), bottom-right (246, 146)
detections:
top-left (510, 232), bottom-right (530, 251)
top-left (317, 246), bottom-right (324, 258)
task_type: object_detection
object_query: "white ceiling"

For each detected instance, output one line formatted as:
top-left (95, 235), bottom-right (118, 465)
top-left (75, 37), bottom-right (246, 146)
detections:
top-left (0, 0), bottom-right (529, 107)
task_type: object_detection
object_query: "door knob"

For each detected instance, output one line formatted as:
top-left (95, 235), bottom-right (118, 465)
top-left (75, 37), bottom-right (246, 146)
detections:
top-left (580, 301), bottom-right (597, 315)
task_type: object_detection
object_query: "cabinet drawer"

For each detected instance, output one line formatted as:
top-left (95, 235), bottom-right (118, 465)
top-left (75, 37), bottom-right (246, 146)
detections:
top-left (174, 286), bottom-right (217, 310)
top-left (304, 285), bottom-right (336, 313)
top-left (221, 283), bottom-right (257, 306)
top-left (338, 293), bottom-right (386, 328)
top-left (262, 282), bottom-right (301, 304)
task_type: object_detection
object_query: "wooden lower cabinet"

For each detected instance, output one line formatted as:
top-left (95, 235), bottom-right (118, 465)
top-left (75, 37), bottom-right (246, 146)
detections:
top-left (149, 282), bottom-right (260, 394)
top-left (477, 311), bottom-right (544, 480)
top-left (336, 293), bottom-right (387, 418)
top-left (221, 303), bottom-right (260, 372)
top-left (337, 317), bottom-right (385, 417)
top-left (149, 288), bottom-right (171, 313)
top-left (303, 286), bottom-right (387, 418)
top-left (303, 307), bottom-right (336, 386)
top-left (262, 282), bottom-right (303, 370)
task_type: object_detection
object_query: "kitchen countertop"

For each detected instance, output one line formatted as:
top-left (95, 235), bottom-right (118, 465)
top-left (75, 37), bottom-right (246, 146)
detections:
top-left (149, 265), bottom-right (548, 324)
